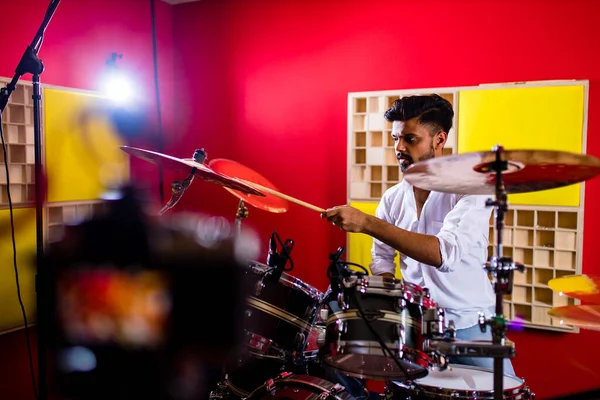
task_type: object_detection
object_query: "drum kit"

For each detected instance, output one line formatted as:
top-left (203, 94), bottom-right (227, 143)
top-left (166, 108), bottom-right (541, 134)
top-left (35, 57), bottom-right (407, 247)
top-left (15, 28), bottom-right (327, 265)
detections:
top-left (120, 144), bottom-right (600, 400)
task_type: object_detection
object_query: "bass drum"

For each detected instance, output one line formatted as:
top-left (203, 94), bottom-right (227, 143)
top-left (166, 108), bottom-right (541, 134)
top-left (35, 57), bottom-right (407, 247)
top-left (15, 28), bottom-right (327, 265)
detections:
top-left (245, 374), bottom-right (357, 399)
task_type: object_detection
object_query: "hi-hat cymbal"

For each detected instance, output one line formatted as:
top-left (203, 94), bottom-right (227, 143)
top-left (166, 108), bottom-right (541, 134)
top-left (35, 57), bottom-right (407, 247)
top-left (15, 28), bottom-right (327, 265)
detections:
top-left (403, 149), bottom-right (600, 195)
top-left (548, 305), bottom-right (600, 330)
top-left (120, 146), bottom-right (264, 196)
top-left (208, 158), bottom-right (289, 213)
top-left (548, 274), bottom-right (600, 303)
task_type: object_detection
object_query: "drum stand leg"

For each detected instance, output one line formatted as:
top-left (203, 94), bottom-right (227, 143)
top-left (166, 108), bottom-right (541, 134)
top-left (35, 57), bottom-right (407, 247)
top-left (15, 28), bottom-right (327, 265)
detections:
top-left (480, 145), bottom-right (525, 400)
top-left (235, 199), bottom-right (249, 236)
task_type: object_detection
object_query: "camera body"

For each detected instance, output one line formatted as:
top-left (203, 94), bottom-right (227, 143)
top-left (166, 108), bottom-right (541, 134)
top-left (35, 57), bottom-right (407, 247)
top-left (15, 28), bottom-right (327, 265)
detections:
top-left (45, 187), bottom-right (253, 399)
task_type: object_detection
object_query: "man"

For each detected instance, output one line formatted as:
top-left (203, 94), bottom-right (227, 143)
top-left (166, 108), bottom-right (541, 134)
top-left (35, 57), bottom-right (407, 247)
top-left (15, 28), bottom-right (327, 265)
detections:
top-left (321, 94), bottom-right (514, 397)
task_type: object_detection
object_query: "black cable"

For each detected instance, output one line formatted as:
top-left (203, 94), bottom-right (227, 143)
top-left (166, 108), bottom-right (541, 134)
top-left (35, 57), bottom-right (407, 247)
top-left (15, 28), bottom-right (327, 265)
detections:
top-left (149, 0), bottom-right (165, 205)
top-left (335, 261), bottom-right (369, 275)
top-left (272, 231), bottom-right (294, 272)
top-left (350, 289), bottom-right (425, 396)
top-left (0, 116), bottom-right (38, 399)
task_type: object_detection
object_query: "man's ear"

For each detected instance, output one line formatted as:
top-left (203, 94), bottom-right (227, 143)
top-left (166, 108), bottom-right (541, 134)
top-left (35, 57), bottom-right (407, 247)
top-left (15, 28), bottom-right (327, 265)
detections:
top-left (436, 132), bottom-right (448, 149)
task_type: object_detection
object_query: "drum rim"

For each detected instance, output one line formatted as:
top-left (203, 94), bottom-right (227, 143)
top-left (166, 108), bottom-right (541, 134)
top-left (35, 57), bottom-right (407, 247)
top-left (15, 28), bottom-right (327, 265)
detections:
top-left (248, 261), bottom-right (323, 301)
top-left (392, 364), bottom-right (527, 396)
top-left (322, 354), bottom-right (429, 381)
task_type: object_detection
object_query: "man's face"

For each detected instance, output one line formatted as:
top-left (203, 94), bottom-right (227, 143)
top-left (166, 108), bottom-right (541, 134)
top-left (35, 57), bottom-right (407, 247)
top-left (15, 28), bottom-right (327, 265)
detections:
top-left (391, 118), bottom-right (437, 173)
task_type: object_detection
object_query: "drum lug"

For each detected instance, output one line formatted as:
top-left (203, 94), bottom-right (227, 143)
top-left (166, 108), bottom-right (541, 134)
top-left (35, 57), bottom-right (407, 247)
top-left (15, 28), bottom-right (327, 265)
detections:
top-left (254, 279), bottom-right (265, 296)
top-left (337, 292), bottom-right (348, 310)
top-left (395, 323), bottom-right (405, 356)
top-left (319, 306), bottom-right (329, 322)
top-left (294, 332), bottom-right (306, 350)
top-left (396, 297), bottom-right (407, 312)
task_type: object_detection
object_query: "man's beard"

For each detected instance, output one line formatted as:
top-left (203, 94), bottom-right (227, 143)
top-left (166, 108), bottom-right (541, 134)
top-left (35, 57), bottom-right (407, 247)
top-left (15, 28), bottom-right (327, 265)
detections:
top-left (399, 144), bottom-right (435, 173)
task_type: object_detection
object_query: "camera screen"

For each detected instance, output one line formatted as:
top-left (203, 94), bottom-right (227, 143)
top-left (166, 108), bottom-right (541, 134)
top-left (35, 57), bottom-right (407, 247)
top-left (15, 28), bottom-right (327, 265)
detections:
top-left (56, 268), bottom-right (171, 348)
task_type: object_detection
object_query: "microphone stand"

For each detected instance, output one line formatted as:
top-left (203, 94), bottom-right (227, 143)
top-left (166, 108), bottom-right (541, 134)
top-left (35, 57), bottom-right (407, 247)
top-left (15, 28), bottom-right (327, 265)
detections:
top-left (0, 1), bottom-right (61, 399)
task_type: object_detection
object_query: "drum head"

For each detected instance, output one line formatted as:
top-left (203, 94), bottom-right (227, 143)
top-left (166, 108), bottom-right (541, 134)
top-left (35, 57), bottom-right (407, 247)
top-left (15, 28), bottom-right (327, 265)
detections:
top-left (393, 364), bottom-right (526, 398)
top-left (323, 354), bottom-right (428, 381)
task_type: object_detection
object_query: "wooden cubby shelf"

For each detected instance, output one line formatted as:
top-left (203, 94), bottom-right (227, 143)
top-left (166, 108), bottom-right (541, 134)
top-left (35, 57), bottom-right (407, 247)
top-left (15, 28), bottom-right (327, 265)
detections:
top-left (348, 90), bottom-right (458, 200)
top-left (0, 79), bottom-right (35, 207)
top-left (348, 82), bottom-right (587, 333)
top-left (489, 206), bottom-right (581, 332)
top-left (46, 201), bottom-right (107, 244)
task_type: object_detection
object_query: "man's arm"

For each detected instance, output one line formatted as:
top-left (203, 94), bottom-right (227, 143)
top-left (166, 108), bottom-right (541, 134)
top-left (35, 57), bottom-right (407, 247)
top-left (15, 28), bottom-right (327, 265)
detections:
top-left (322, 195), bottom-right (490, 271)
top-left (323, 207), bottom-right (442, 267)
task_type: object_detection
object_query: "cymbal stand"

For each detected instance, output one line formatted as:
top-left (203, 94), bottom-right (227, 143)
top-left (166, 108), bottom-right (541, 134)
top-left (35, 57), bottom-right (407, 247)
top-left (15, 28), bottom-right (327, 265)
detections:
top-left (157, 171), bottom-right (195, 216)
top-left (157, 149), bottom-right (206, 216)
top-left (235, 199), bottom-right (248, 236)
top-left (480, 145), bottom-right (525, 400)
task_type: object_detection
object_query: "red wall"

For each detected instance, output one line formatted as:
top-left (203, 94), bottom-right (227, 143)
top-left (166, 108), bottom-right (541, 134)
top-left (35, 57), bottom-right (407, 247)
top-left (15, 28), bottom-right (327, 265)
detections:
top-left (172, 0), bottom-right (600, 398)
top-left (0, 0), bottom-right (174, 399)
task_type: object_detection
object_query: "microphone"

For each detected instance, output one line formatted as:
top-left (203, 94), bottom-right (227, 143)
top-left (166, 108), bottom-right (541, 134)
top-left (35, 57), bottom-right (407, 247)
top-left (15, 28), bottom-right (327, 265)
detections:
top-left (266, 231), bottom-right (294, 282)
top-left (327, 246), bottom-right (350, 296)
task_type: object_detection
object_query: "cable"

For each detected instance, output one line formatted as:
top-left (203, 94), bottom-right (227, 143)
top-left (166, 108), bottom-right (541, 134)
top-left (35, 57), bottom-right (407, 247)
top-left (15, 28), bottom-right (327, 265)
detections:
top-left (0, 116), bottom-right (38, 399)
top-left (350, 289), bottom-right (425, 396)
top-left (272, 231), bottom-right (295, 272)
top-left (149, 0), bottom-right (165, 205)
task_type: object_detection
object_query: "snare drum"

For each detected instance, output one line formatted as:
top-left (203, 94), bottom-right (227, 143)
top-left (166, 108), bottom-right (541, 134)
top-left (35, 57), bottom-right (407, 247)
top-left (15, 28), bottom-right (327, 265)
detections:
top-left (245, 374), bottom-right (357, 399)
top-left (321, 275), bottom-right (438, 380)
top-left (391, 364), bottom-right (535, 399)
top-left (242, 261), bottom-right (323, 360)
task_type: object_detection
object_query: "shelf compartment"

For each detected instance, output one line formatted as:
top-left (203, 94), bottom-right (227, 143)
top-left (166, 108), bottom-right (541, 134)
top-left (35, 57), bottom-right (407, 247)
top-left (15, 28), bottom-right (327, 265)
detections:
top-left (369, 131), bottom-right (383, 147)
top-left (370, 166), bottom-right (382, 181)
top-left (513, 304), bottom-right (532, 322)
top-left (516, 210), bottom-right (534, 227)
top-left (533, 249), bottom-right (553, 268)
top-left (554, 251), bottom-right (576, 270)
top-left (513, 248), bottom-right (533, 265)
top-left (514, 229), bottom-right (534, 247)
top-left (514, 267), bottom-right (532, 285)
top-left (353, 98), bottom-right (366, 113)
top-left (536, 211), bottom-right (555, 229)
top-left (532, 306), bottom-right (551, 325)
top-left (533, 287), bottom-right (553, 306)
top-left (370, 183), bottom-right (382, 198)
top-left (354, 149), bottom-right (366, 164)
top-left (557, 211), bottom-right (577, 230)
top-left (386, 166), bottom-right (399, 182)
top-left (367, 97), bottom-right (380, 113)
top-left (352, 115), bottom-right (366, 131)
top-left (533, 268), bottom-right (553, 287)
top-left (351, 165), bottom-right (366, 182)
top-left (512, 286), bottom-right (532, 303)
top-left (535, 230), bottom-right (555, 248)
top-left (555, 231), bottom-right (577, 251)
top-left (354, 131), bottom-right (366, 147)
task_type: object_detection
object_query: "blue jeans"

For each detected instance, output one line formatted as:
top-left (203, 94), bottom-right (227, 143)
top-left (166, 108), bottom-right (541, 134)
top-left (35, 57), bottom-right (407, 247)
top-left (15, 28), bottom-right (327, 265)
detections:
top-left (450, 322), bottom-right (515, 376)
top-left (325, 324), bottom-right (516, 398)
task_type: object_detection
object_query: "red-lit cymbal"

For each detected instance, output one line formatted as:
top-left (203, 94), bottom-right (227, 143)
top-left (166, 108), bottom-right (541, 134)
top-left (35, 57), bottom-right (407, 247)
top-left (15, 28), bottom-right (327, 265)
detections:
top-left (403, 149), bottom-right (600, 194)
top-left (547, 305), bottom-right (600, 330)
top-left (120, 146), bottom-right (263, 196)
top-left (209, 158), bottom-right (289, 213)
top-left (548, 274), bottom-right (600, 304)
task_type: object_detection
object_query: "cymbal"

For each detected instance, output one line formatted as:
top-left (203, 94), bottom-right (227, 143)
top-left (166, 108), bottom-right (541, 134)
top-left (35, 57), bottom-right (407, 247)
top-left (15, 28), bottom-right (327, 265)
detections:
top-left (120, 146), bottom-right (264, 196)
top-left (403, 149), bottom-right (600, 195)
top-left (548, 274), bottom-right (600, 303)
top-left (547, 305), bottom-right (600, 330)
top-left (208, 158), bottom-right (289, 213)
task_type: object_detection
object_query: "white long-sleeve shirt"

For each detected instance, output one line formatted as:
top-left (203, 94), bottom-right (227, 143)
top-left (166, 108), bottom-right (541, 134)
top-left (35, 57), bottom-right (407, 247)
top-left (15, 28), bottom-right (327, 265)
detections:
top-left (369, 180), bottom-right (496, 329)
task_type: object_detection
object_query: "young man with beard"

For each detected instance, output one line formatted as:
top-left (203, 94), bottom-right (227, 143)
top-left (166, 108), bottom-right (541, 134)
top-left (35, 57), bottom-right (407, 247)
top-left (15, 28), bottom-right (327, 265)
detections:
top-left (321, 94), bottom-right (514, 398)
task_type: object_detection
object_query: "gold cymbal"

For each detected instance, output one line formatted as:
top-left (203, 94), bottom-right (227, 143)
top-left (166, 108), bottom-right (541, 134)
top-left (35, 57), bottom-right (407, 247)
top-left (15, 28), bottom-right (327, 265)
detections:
top-left (403, 149), bottom-right (600, 195)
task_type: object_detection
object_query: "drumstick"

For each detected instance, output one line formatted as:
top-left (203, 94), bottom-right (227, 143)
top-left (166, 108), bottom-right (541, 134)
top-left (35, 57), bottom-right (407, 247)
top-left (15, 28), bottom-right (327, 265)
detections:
top-left (238, 179), bottom-right (326, 213)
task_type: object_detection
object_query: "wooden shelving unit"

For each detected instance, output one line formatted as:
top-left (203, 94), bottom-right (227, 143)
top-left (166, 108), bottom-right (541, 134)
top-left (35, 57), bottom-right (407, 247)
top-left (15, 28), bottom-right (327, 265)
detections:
top-left (0, 79), bottom-right (36, 207)
top-left (488, 206), bottom-right (581, 332)
top-left (348, 91), bottom-right (457, 200)
top-left (347, 81), bottom-right (588, 333)
top-left (46, 201), bottom-right (108, 243)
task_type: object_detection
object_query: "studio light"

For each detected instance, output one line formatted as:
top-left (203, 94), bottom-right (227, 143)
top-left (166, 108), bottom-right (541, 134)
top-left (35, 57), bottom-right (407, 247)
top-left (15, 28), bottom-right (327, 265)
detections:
top-left (101, 53), bottom-right (135, 105)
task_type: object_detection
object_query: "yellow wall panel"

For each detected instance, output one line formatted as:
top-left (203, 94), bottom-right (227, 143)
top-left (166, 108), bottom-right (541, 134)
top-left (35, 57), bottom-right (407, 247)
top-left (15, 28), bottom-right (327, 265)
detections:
top-left (0, 208), bottom-right (37, 333)
top-left (44, 89), bottom-right (130, 203)
top-left (348, 201), bottom-right (401, 278)
top-left (457, 85), bottom-right (585, 206)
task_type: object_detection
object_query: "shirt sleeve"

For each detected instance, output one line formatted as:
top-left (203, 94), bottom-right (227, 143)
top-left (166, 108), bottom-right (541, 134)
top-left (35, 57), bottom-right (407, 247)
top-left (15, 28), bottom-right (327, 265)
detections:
top-left (435, 194), bottom-right (492, 273)
top-left (369, 192), bottom-right (398, 276)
